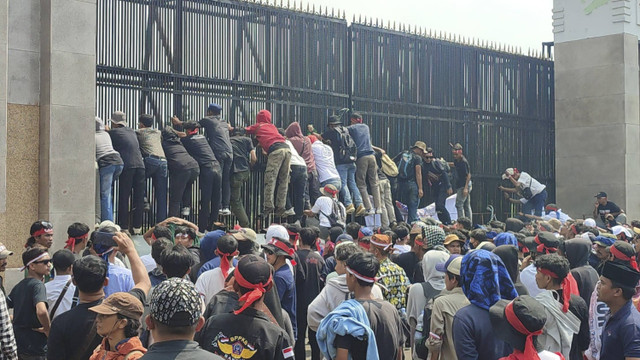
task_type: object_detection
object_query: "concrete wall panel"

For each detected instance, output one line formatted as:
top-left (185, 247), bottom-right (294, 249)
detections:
top-left (8, 0), bottom-right (39, 52)
top-left (555, 64), bottom-right (627, 101)
top-left (555, 95), bottom-right (624, 129)
top-left (50, 53), bottom-right (95, 107)
top-left (7, 49), bottom-right (39, 105)
top-left (50, 1), bottom-right (94, 56)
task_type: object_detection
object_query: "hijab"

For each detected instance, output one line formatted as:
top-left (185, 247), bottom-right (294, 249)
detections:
top-left (461, 249), bottom-right (518, 310)
top-left (422, 250), bottom-right (450, 291)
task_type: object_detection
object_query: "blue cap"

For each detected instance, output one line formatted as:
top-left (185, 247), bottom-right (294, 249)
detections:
top-left (358, 227), bottom-right (373, 238)
top-left (435, 254), bottom-right (462, 274)
top-left (486, 231), bottom-right (498, 240)
top-left (336, 234), bottom-right (353, 243)
top-left (593, 235), bottom-right (615, 247)
top-left (208, 103), bottom-right (222, 112)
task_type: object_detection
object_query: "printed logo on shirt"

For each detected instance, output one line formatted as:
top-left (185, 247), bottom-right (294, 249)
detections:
top-left (282, 346), bottom-right (294, 359)
top-left (213, 332), bottom-right (258, 359)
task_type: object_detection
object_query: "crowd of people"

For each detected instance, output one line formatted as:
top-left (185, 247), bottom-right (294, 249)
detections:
top-left (0, 107), bottom-right (637, 360)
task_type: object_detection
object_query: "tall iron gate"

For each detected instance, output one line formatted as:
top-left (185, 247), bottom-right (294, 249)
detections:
top-left (97, 0), bottom-right (555, 229)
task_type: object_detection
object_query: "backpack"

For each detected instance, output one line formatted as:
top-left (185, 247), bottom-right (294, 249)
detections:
top-left (414, 282), bottom-right (443, 359)
top-left (319, 198), bottom-right (346, 228)
top-left (334, 127), bottom-right (357, 163)
top-left (380, 153), bottom-right (399, 177)
top-left (396, 151), bottom-right (415, 180)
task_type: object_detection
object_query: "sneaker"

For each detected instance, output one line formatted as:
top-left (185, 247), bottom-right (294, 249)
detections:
top-left (219, 208), bottom-right (232, 216)
top-left (375, 208), bottom-right (383, 214)
top-left (143, 198), bottom-right (151, 212)
top-left (345, 204), bottom-right (355, 214)
top-left (132, 227), bottom-right (142, 235)
top-left (262, 207), bottom-right (275, 216)
top-left (355, 204), bottom-right (366, 217)
top-left (181, 207), bottom-right (191, 216)
top-left (274, 208), bottom-right (287, 217)
top-left (365, 209), bottom-right (375, 216)
top-left (282, 208), bottom-right (296, 217)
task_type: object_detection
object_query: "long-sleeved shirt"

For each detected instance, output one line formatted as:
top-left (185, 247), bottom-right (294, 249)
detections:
top-left (0, 289), bottom-right (17, 360)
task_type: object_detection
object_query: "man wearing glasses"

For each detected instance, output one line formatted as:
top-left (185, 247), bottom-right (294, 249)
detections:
top-left (8, 247), bottom-right (52, 359)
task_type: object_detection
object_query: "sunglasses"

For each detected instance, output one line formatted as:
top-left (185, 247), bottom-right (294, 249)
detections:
top-left (263, 248), bottom-right (274, 255)
top-left (33, 259), bottom-right (51, 265)
top-left (38, 221), bottom-right (53, 229)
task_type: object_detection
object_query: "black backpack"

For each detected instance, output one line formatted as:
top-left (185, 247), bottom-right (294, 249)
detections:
top-left (320, 198), bottom-right (346, 228)
top-left (334, 127), bottom-right (357, 163)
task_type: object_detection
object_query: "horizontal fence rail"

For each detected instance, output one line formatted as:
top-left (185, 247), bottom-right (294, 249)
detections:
top-left (97, 0), bottom-right (554, 230)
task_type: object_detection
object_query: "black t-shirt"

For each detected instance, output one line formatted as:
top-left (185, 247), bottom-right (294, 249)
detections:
top-left (374, 151), bottom-right (388, 181)
top-left (391, 251), bottom-right (424, 283)
top-left (199, 116), bottom-right (233, 158)
top-left (230, 136), bottom-right (254, 173)
top-left (295, 249), bottom-right (326, 310)
top-left (597, 201), bottom-right (621, 223)
top-left (195, 307), bottom-right (293, 359)
top-left (47, 288), bottom-right (146, 360)
top-left (334, 299), bottom-right (404, 360)
top-left (181, 134), bottom-right (219, 168)
top-left (453, 156), bottom-right (470, 189)
top-left (109, 127), bottom-right (145, 170)
top-left (8, 278), bottom-right (48, 355)
top-left (161, 138), bottom-right (199, 172)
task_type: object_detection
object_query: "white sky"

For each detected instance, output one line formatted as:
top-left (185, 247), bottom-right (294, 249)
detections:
top-left (293, 0), bottom-right (554, 54)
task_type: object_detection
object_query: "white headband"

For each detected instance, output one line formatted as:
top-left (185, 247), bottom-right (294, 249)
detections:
top-left (20, 252), bottom-right (48, 271)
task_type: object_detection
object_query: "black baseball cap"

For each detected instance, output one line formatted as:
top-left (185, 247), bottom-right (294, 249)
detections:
top-left (595, 192), bottom-right (607, 198)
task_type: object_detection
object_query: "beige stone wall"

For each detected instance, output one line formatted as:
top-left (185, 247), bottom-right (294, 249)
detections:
top-left (1, 103), bottom-right (39, 268)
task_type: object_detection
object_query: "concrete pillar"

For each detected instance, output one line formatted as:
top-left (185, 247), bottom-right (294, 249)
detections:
top-left (39, 0), bottom-right (96, 248)
top-left (554, 0), bottom-right (640, 220)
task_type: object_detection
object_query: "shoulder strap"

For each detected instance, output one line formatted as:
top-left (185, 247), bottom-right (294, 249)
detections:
top-left (49, 279), bottom-right (73, 318)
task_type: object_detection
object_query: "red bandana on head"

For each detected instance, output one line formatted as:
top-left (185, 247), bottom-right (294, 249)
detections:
top-left (215, 249), bottom-right (239, 279)
top-left (233, 269), bottom-right (272, 315)
top-left (65, 233), bottom-right (88, 252)
top-left (534, 235), bottom-right (557, 255)
top-left (537, 268), bottom-right (579, 313)
top-left (610, 246), bottom-right (640, 271)
top-left (269, 238), bottom-right (297, 266)
top-left (503, 301), bottom-right (543, 360)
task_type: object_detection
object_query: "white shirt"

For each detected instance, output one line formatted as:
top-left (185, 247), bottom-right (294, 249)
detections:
top-left (312, 142), bottom-right (340, 183)
top-left (517, 172), bottom-right (546, 197)
top-left (141, 254), bottom-right (157, 273)
top-left (195, 267), bottom-right (233, 305)
top-left (520, 263), bottom-right (543, 297)
top-left (543, 210), bottom-right (572, 223)
top-left (393, 244), bottom-right (411, 254)
top-left (286, 140), bottom-right (307, 168)
top-left (311, 196), bottom-right (344, 227)
top-left (45, 274), bottom-right (76, 320)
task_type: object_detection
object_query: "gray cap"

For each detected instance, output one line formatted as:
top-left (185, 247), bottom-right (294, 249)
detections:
top-left (110, 111), bottom-right (127, 126)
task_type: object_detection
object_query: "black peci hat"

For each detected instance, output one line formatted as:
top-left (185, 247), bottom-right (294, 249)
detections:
top-left (490, 295), bottom-right (547, 353)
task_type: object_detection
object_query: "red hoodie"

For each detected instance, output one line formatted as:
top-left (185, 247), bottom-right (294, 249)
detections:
top-left (245, 110), bottom-right (285, 152)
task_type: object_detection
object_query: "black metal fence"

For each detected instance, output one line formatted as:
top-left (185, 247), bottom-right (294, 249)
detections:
top-left (97, 0), bottom-right (554, 229)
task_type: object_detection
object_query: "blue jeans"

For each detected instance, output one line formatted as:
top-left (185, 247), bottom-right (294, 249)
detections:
top-left (398, 180), bottom-right (419, 223)
top-left (99, 164), bottom-right (124, 222)
top-left (336, 163), bottom-right (362, 207)
top-left (320, 177), bottom-right (342, 190)
top-left (144, 156), bottom-right (168, 223)
top-left (523, 189), bottom-right (548, 217)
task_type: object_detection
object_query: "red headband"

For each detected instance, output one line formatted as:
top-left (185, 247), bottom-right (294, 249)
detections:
top-left (570, 225), bottom-right (578, 235)
top-left (505, 301), bottom-right (542, 360)
top-left (65, 233), bottom-right (88, 252)
top-left (537, 268), bottom-right (579, 312)
top-left (351, 117), bottom-right (363, 124)
top-left (268, 239), bottom-right (297, 266)
top-left (32, 228), bottom-right (53, 238)
top-left (187, 128), bottom-right (199, 136)
top-left (414, 235), bottom-right (425, 247)
top-left (534, 235), bottom-right (557, 254)
top-left (610, 246), bottom-right (639, 271)
top-left (346, 266), bottom-right (378, 283)
top-left (233, 268), bottom-right (272, 315)
top-left (287, 230), bottom-right (299, 247)
top-left (215, 249), bottom-right (239, 279)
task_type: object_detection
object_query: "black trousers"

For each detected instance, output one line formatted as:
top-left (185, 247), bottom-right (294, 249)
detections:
top-left (287, 165), bottom-right (307, 221)
top-left (168, 167), bottom-right (200, 217)
top-left (218, 153), bottom-right (233, 208)
top-left (117, 167), bottom-right (145, 229)
top-left (198, 164), bottom-right (222, 232)
top-left (294, 310), bottom-right (320, 360)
